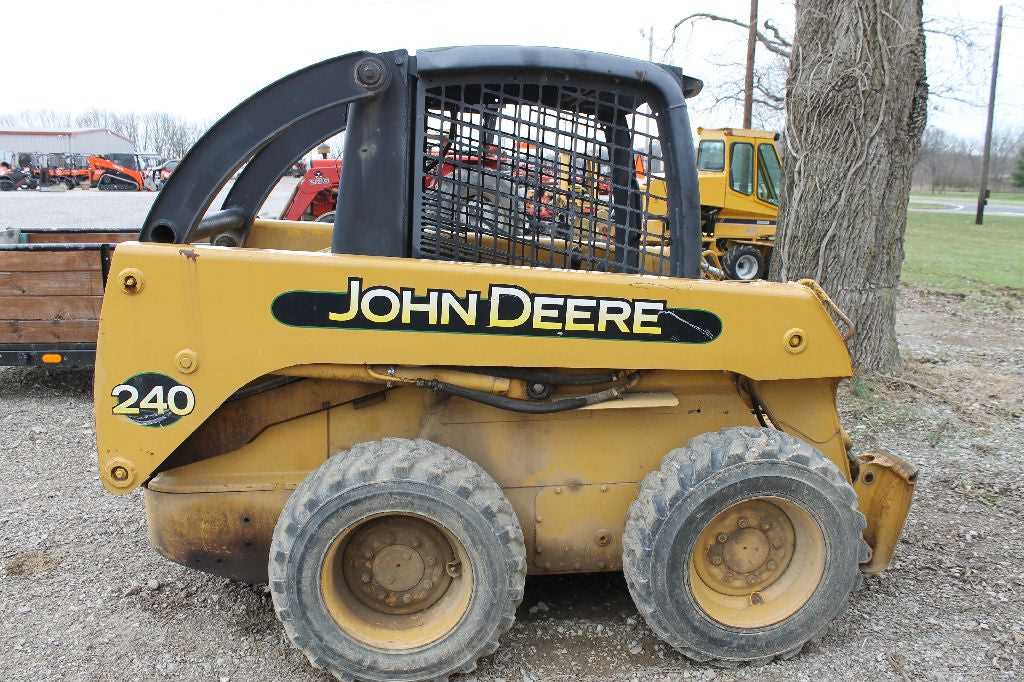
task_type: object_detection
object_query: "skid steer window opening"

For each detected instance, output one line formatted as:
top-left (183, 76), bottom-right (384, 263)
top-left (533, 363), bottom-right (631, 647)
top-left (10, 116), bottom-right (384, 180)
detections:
top-left (729, 142), bottom-right (754, 195)
top-left (414, 78), bottom-right (670, 276)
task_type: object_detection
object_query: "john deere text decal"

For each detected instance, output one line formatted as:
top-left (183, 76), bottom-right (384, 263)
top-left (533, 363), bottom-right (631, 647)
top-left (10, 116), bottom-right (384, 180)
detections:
top-left (272, 278), bottom-right (721, 344)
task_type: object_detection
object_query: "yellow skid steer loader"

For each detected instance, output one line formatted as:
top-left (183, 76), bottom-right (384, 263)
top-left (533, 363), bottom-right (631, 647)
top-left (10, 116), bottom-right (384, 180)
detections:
top-left (93, 47), bottom-right (917, 682)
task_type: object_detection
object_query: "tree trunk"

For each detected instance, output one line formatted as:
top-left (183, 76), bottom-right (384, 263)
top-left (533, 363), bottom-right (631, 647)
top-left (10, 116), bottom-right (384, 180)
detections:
top-left (770, 0), bottom-right (928, 371)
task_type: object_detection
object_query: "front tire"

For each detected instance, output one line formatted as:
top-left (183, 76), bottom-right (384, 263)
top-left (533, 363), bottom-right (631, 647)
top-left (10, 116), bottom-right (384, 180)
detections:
top-left (623, 427), bottom-right (868, 665)
top-left (723, 244), bottom-right (766, 280)
top-left (269, 438), bottom-right (526, 682)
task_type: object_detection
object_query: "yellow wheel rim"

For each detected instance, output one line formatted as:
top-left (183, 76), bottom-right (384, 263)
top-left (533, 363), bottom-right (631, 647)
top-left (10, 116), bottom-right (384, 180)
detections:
top-left (320, 513), bottom-right (474, 650)
top-left (689, 497), bottom-right (825, 628)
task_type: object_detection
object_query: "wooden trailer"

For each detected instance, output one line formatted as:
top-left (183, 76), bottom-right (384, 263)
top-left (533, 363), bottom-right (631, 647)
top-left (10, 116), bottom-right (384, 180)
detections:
top-left (0, 227), bottom-right (137, 366)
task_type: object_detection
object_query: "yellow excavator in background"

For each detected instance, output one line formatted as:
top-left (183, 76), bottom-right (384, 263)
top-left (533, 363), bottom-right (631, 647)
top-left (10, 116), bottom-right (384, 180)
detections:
top-left (639, 127), bottom-right (782, 280)
top-left (695, 127), bottom-right (781, 280)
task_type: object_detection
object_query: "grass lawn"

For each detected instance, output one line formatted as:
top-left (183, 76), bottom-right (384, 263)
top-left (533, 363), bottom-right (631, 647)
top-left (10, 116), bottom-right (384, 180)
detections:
top-left (902, 211), bottom-right (1024, 292)
top-left (910, 189), bottom-right (1024, 204)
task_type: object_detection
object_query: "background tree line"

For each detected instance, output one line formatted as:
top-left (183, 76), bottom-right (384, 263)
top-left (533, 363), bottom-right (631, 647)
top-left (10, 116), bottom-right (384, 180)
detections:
top-left (915, 126), bottom-right (1024, 192)
top-left (0, 109), bottom-right (208, 159)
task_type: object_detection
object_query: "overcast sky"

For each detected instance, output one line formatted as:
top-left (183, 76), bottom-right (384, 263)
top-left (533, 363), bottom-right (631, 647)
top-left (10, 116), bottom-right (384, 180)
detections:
top-left (5, 0), bottom-right (1022, 143)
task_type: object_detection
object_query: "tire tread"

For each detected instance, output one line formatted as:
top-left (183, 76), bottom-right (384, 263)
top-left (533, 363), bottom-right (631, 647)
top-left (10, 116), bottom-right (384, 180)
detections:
top-left (622, 427), bottom-right (868, 666)
top-left (269, 438), bottom-right (526, 682)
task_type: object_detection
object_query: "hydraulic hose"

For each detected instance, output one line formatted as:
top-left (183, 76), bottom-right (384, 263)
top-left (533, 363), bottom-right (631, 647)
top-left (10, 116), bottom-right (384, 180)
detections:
top-left (420, 373), bottom-right (639, 414)
top-left (461, 367), bottom-right (620, 386)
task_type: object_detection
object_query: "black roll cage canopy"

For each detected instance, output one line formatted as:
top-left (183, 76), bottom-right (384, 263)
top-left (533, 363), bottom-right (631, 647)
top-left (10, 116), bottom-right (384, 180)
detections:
top-left (140, 46), bottom-right (704, 278)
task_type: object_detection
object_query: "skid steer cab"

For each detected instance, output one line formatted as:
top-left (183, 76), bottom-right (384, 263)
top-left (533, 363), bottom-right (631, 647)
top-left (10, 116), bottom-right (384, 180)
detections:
top-left (94, 46), bottom-right (917, 681)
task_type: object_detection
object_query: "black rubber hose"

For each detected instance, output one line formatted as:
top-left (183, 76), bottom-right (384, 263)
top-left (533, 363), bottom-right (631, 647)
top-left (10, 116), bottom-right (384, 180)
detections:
top-left (461, 367), bottom-right (620, 386)
top-left (421, 374), bottom-right (638, 414)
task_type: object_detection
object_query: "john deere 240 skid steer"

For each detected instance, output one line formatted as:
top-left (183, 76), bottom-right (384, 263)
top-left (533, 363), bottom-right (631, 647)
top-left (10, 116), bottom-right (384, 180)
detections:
top-left (93, 47), bottom-right (918, 681)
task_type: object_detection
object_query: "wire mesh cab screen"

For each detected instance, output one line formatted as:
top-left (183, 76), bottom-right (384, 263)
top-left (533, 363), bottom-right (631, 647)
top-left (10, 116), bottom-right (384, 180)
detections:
top-left (413, 73), bottom-right (670, 276)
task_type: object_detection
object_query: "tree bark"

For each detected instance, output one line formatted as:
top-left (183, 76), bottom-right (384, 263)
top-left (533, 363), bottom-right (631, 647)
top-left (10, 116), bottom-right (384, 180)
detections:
top-left (770, 0), bottom-right (928, 372)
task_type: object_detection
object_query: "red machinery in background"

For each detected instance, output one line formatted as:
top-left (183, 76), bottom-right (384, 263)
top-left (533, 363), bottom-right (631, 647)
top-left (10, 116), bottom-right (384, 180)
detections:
top-left (279, 158), bottom-right (342, 221)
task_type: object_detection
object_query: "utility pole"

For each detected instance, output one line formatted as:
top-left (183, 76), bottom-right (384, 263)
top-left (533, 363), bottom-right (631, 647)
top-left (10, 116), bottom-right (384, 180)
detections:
top-left (976, 5), bottom-right (1003, 225)
top-left (644, 26), bottom-right (654, 137)
top-left (743, 0), bottom-right (759, 128)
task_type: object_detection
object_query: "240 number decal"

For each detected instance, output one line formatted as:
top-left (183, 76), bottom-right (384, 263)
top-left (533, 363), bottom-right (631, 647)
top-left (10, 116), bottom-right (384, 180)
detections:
top-left (111, 373), bottom-right (195, 427)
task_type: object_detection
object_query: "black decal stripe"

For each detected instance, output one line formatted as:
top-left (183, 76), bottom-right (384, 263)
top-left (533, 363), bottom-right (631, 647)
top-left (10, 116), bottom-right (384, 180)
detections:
top-left (271, 287), bottom-right (722, 344)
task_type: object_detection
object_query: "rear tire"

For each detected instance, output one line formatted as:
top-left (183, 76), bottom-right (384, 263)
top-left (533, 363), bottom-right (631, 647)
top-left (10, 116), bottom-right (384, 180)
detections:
top-left (623, 427), bottom-right (868, 665)
top-left (723, 244), bottom-right (766, 280)
top-left (269, 438), bottom-right (526, 682)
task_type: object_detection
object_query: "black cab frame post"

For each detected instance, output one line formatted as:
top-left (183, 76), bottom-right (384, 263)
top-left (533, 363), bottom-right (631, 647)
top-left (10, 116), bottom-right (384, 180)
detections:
top-left (210, 103), bottom-right (349, 247)
top-left (140, 50), bottom-right (405, 245)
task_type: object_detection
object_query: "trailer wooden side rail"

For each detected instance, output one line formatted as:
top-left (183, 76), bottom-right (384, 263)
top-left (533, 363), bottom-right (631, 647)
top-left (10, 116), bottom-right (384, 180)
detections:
top-left (0, 227), bottom-right (138, 366)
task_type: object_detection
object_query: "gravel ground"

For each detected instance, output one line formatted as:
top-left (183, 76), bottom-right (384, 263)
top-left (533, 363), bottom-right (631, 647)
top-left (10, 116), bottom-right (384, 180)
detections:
top-left (1, 286), bottom-right (1022, 681)
top-left (0, 178), bottom-right (299, 229)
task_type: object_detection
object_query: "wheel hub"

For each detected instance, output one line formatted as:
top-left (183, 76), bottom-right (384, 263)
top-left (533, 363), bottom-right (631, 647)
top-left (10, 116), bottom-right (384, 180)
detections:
top-left (734, 254), bottom-right (758, 280)
top-left (694, 499), bottom-right (795, 596)
top-left (342, 517), bottom-right (454, 614)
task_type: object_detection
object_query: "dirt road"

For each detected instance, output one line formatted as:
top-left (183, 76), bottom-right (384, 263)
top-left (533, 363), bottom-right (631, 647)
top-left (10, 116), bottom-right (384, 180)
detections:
top-left (1, 287), bottom-right (1022, 681)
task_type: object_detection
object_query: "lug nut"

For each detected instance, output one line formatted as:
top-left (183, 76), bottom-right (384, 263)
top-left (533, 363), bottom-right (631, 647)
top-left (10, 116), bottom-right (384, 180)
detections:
top-left (360, 573), bottom-right (371, 584)
top-left (710, 556), bottom-right (722, 566)
top-left (745, 575), bottom-right (757, 585)
top-left (717, 533), bottom-right (729, 544)
top-left (766, 560), bottom-right (777, 570)
top-left (750, 592), bottom-right (764, 605)
top-left (737, 518), bottom-right (748, 528)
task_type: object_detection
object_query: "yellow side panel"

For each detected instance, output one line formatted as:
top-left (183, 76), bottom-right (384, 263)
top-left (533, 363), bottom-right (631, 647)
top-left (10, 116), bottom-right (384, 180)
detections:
top-left (94, 243), bottom-right (852, 493)
top-left (327, 388), bottom-right (430, 452)
top-left (420, 376), bottom-right (754, 489)
top-left (534, 483), bottom-right (639, 572)
top-left (245, 219), bottom-right (332, 251)
top-left (753, 378), bottom-right (850, 478)
top-left (149, 409), bottom-right (328, 493)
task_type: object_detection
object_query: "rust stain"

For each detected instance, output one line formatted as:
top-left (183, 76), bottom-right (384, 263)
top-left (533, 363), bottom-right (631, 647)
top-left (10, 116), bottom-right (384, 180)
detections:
top-left (178, 248), bottom-right (199, 261)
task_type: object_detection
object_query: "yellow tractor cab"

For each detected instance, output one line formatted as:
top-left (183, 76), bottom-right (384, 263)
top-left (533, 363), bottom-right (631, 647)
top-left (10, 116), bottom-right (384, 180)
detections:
top-left (696, 127), bottom-right (782, 280)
